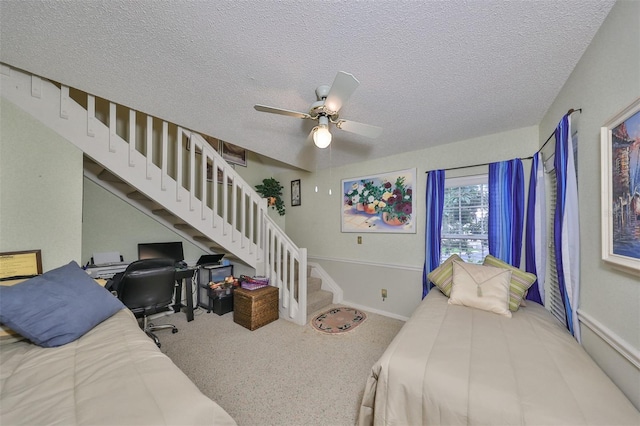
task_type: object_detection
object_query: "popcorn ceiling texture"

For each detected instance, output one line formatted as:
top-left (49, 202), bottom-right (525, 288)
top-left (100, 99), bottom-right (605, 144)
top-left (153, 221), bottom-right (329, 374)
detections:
top-left (0, 1), bottom-right (614, 170)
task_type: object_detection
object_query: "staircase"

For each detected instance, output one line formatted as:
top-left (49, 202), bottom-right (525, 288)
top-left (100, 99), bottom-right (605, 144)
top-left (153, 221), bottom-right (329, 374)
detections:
top-left (307, 275), bottom-right (334, 318)
top-left (0, 63), bottom-right (312, 325)
top-left (304, 265), bottom-right (335, 319)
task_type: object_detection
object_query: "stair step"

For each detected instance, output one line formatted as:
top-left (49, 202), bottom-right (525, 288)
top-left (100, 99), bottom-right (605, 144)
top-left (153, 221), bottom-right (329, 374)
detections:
top-left (193, 236), bottom-right (224, 250)
top-left (193, 235), bottom-right (209, 243)
top-left (97, 169), bottom-right (121, 183)
top-left (127, 191), bottom-right (148, 201)
top-left (308, 276), bottom-right (322, 293)
top-left (307, 289), bottom-right (333, 316)
top-left (174, 223), bottom-right (192, 231)
top-left (152, 208), bottom-right (174, 217)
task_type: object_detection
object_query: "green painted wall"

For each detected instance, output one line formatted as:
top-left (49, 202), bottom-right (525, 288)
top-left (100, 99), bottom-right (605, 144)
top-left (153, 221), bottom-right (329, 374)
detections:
top-left (0, 99), bottom-right (83, 271)
top-left (539, 0), bottom-right (640, 407)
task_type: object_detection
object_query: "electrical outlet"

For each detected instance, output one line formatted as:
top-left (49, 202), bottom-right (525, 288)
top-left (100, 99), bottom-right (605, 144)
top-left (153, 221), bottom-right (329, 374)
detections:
top-left (357, 236), bottom-right (362, 244)
top-left (381, 288), bottom-right (387, 300)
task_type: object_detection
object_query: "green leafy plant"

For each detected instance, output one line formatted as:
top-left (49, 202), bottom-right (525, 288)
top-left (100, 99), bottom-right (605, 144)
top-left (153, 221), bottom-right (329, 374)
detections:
top-left (255, 177), bottom-right (285, 216)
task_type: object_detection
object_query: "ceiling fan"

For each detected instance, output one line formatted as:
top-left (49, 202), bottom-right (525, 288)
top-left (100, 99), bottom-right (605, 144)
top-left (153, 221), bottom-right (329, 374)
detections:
top-left (254, 71), bottom-right (383, 148)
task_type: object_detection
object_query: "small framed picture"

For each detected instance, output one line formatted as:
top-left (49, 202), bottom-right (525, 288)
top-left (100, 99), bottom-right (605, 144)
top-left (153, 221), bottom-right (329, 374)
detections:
top-left (291, 179), bottom-right (301, 206)
top-left (221, 141), bottom-right (247, 167)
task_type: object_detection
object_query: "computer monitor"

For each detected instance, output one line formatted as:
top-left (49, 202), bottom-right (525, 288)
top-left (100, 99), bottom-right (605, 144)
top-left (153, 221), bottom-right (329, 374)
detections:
top-left (137, 242), bottom-right (184, 263)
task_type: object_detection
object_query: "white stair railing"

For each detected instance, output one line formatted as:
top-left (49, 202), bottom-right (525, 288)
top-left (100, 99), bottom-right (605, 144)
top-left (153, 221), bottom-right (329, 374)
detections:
top-left (0, 63), bottom-right (308, 325)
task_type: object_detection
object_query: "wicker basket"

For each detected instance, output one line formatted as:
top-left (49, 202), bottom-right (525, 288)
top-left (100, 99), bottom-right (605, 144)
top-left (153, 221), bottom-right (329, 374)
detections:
top-left (233, 286), bottom-right (279, 330)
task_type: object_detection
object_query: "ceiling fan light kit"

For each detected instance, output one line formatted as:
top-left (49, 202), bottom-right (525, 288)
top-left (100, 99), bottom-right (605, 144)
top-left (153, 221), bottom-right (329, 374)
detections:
top-left (313, 116), bottom-right (332, 148)
top-left (254, 71), bottom-right (382, 148)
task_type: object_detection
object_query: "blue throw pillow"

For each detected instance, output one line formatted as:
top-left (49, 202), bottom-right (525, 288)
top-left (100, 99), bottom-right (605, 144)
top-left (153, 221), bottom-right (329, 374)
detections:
top-left (0, 261), bottom-right (124, 347)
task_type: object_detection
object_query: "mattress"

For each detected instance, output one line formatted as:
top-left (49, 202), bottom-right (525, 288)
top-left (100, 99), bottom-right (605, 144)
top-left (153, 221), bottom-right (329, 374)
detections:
top-left (0, 308), bottom-right (236, 425)
top-left (358, 290), bottom-right (639, 425)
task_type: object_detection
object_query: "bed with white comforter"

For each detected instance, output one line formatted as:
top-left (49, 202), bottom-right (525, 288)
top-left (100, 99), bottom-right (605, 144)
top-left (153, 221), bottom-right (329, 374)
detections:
top-left (1, 308), bottom-right (236, 425)
top-left (358, 290), bottom-right (639, 425)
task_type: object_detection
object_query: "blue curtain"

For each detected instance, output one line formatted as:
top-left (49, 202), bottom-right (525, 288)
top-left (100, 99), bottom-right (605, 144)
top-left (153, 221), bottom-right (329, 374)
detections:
top-left (422, 169), bottom-right (445, 298)
top-left (554, 114), bottom-right (581, 341)
top-left (488, 159), bottom-right (525, 266)
top-left (524, 153), bottom-right (546, 304)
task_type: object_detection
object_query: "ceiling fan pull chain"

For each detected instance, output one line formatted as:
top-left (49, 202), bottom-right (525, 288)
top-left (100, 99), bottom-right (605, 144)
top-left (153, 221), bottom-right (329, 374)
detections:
top-left (328, 145), bottom-right (333, 195)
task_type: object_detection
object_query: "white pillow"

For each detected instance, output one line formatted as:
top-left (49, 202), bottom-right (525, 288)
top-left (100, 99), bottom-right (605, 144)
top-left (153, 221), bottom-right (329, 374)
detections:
top-left (448, 261), bottom-right (512, 317)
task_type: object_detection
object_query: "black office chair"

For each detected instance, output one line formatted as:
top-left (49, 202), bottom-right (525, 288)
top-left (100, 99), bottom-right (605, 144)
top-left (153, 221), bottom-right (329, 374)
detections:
top-left (116, 258), bottom-right (178, 348)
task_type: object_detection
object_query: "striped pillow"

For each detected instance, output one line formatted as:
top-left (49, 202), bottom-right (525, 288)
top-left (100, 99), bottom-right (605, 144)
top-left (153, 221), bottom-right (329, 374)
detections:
top-left (427, 254), bottom-right (463, 297)
top-left (482, 255), bottom-right (536, 312)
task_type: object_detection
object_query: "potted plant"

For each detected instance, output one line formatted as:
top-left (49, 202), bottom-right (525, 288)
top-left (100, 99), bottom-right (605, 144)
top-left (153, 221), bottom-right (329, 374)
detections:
top-left (255, 177), bottom-right (285, 216)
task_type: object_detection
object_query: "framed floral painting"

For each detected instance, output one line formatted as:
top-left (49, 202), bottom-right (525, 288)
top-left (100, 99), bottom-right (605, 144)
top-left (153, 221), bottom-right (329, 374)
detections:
top-left (341, 168), bottom-right (417, 233)
top-left (601, 97), bottom-right (640, 275)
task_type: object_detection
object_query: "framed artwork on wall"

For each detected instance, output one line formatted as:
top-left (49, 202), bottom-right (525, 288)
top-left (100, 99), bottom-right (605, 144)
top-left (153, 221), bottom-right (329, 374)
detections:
top-left (0, 249), bottom-right (43, 280)
top-left (291, 179), bottom-right (301, 206)
top-left (221, 141), bottom-right (247, 167)
top-left (601, 97), bottom-right (640, 275)
top-left (341, 168), bottom-right (417, 233)
top-left (187, 134), bottom-right (220, 154)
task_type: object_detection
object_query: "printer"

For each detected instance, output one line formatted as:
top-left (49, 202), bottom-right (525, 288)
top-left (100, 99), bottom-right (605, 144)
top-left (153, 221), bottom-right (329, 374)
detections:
top-left (86, 252), bottom-right (130, 279)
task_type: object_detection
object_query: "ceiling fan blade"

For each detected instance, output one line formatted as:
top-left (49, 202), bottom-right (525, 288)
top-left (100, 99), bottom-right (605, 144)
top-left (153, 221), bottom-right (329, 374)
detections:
top-left (324, 71), bottom-right (359, 113)
top-left (335, 119), bottom-right (383, 139)
top-left (254, 104), bottom-right (310, 119)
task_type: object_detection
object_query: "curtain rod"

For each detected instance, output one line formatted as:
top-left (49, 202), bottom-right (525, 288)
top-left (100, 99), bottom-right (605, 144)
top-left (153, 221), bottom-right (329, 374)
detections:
top-left (536, 108), bottom-right (582, 154)
top-left (427, 108), bottom-right (582, 173)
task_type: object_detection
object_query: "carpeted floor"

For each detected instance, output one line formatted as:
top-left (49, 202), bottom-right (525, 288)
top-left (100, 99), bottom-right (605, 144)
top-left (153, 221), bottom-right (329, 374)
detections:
top-left (155, 304), bottom-right (404, 426)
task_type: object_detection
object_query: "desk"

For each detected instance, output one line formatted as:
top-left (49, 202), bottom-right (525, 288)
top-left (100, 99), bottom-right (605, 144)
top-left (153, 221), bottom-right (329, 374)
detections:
top-left (173, 268), bottom-right (197, 322)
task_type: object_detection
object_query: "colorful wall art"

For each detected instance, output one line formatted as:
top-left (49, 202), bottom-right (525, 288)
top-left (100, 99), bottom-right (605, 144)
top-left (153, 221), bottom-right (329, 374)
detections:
top-left (341, 168), bottom-right (417, 233)
top-left (601, 97), bottom-right (640, 274)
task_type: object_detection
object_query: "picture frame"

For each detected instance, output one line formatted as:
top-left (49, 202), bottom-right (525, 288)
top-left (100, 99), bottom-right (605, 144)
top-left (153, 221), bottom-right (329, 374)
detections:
top-left (0, 249), bottom-right (43, 280)
top-left (221, 141), bottom-right (247, 167)
top-left (601, 97), bottom-right (640, 275)
top-left (187, 134), bottom-right (220, 154)
top-left (341, 168), bottom-right (417, 233)
top-left (291, 179), bottom-right (301, 206)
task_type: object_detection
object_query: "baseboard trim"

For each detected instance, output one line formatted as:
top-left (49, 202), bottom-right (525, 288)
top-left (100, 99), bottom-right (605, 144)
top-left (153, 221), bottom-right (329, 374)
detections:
top-left (343, 300), bottom-right (409, 322)
top-left (308, 255), bottom-right (422, 272)
top-left (577, 309), bottom-right (640, 370)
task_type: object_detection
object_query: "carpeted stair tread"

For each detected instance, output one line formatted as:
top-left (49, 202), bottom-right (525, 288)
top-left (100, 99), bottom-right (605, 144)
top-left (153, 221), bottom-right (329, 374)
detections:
top-left (307, 276), bottom-right (322, 293)
top-left (306, 289), bottom-right (333, 316)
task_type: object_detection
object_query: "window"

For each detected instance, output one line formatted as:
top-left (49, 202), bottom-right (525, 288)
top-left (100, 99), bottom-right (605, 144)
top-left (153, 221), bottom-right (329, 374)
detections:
top-left (544, 129), bottom-right (577, 322)
top-left (546, 167), bottom-right (567, 323)
top-left (441, 175), bottom-right (489, 264)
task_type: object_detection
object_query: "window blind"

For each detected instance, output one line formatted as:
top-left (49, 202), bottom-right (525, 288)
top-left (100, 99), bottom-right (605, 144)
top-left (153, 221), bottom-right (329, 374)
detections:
top-left (546, 162), bottom-right (567, 324)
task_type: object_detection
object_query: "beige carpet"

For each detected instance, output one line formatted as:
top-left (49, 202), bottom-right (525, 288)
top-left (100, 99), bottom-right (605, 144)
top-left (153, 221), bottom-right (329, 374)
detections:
top-left (155, 304), bottom-right (404, 426)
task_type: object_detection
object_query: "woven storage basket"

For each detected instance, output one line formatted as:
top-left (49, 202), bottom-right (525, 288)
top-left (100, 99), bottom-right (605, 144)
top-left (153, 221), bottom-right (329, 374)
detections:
top-left (233, 286), bottom-right (279, 330)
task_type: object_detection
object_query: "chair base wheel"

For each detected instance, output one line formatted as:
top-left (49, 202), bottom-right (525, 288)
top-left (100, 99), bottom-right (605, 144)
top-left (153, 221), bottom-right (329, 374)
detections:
top-left (172, 329), bottom-right (178, 334)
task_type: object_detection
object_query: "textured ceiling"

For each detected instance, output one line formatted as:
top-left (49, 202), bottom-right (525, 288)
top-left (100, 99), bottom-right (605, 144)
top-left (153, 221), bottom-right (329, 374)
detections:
top-left (0, 1), bottom-right (614, 171)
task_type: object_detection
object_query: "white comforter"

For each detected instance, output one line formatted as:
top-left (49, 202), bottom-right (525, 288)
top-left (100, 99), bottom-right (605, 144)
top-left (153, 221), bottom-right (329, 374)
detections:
top-left (0, 309), bottom-right (236, 425)
top-left (359, 290), bottom-right (639, 425)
